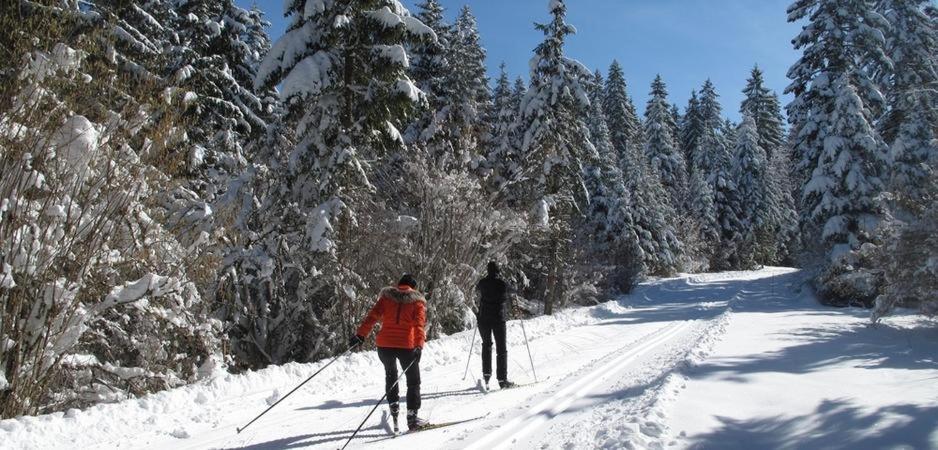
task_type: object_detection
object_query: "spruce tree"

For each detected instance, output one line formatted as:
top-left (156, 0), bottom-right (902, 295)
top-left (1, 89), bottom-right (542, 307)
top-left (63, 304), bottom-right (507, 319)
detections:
top-left (603, 61), bottom-right (642, 157)
top-left (787, 0), bottom-right (890, 305)
top-left (878, 0), bottom-right (938, 206)
top-left (446, 5), bottom-right (490, 169)
top-left (741, 66), bottom-right (785, 159)
top-left (693, 80), bottom-right (743, 268)
top-left (680, 90), bottom-right (704, 170)
top-left (581, 71), bottom-right (642, 289)
top-left (517, 0), bottom-right (595, 314)
top-left (732, 113), bottom-right (769, 267)
top-left (251, 0), bottom-right (431, 362)
top-left (644, 75), bottom-right (687, 206)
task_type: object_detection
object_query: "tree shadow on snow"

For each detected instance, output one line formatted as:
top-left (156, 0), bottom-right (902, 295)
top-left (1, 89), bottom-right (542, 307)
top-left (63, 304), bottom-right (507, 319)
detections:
top-left (685, 398), bottom-right (938, 450)
top-left (688, 320), bottom-right (938, 382)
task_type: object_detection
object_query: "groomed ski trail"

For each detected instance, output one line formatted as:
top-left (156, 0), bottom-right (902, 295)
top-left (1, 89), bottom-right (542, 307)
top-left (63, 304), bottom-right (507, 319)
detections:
top-left (0, 268), bottom-right (799, 450)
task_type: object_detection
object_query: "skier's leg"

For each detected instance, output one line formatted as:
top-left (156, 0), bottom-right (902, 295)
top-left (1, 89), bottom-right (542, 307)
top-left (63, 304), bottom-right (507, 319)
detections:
top-left (494, 320), bottom-right (509, 384)
top-left (402, 349), bottom-right (427, 430)
top-left (403, 349), bottom-right (421, 411)
top-left (377, 348), bottom-right (400, 413)
top-left (479, 321), bottom-right (494, 383)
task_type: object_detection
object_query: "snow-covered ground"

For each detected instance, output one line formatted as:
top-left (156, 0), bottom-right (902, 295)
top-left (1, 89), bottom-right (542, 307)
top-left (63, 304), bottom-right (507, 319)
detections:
top-left (2, 267), bottom-right (936, 450)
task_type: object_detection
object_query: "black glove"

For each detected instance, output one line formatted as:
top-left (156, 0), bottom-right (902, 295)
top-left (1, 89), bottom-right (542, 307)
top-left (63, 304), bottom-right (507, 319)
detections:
top-left (413, 346), bottom-right (422, 357)
top-left (349, 334), bottom-right (364, 349)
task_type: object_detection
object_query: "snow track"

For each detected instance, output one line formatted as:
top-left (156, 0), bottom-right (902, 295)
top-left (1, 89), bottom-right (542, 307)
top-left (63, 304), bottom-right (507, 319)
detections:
top-left (21, 267), bottom-right (936, 450)
top-left (464, 322), bottom-right (692, 450)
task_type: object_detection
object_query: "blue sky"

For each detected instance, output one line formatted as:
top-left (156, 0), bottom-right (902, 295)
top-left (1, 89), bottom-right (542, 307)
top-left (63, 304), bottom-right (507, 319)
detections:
top-left (238, 0), bottom-right (802, 122)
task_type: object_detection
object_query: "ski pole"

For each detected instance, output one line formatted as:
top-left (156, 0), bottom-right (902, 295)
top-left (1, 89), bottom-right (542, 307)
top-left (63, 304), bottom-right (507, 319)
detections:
top-left (462, 327), bottom-right (477, 380)
top-left (519, 319), bottom-right (537, 382)
top-left (341, 355), bottom-right (419, 450)
top-left (237, 345), bottom-right (356, 434)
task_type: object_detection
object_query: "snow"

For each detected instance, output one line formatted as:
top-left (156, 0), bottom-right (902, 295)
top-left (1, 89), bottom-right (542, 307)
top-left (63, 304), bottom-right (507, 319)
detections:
top-left (53, 116), bottom-right (98, 173)
top-left (394, 79), bottom-right (422, 102)
top-left (367, 6), bottom-right (404, 29)
top-left (403, 16), bottom-right (436, 39)
top-left (373, 44), bottom-right (409, 67)
top-left (280, 52), bottom-right (333, 100)
top-left (2, 268), bottom-right (936, 450)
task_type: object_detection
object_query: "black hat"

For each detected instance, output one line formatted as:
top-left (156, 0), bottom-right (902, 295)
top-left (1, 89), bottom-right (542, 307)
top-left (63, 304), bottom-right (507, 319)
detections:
top-left (398, 274), bottom-right (417, 289)
top-left (487, 261), bottom-right (500, 275)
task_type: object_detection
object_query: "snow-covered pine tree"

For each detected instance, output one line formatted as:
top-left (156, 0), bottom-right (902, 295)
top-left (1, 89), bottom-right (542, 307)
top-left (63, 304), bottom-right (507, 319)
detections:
top-left (485, 64), bottom-right (523, 194)
top-left (446, 5), bottom-right (490, 170)
top-left (643, 74), bottom-right (687, 207)
top-left (517, 0), bottom-right (595, 314)
top-left (870, 0), bottom-right (938, 319)
top-left (741, 66), bottom-right (786, 159)
top-left (603, 61), bottom-right (642, 158)
top-left (680, 90), bottom-right (704, 167)
top-left (670, 103), bottom-right (683, 144)
top-left (873, 168), bottom-right (938, 321)
top-left (766, 141), bottom-right (802, 264)
top-left (580, 70), bottom-right (642, 291)
top-left (740, 67), bottom-right (799, 263)
top-left (787, 0), bottom-right (891, 306)
top-left (692, 80), bottom-right (744, 269)
top-left (405, 0), bottom-right (453, 163)
top-left (245, 0), bottom-right (432, 365)
top-left (877, 0), bottom-right (938, 208)
top-left (732, 113), bottom-right (769, 268)
top-left (603, 66), bottom-right (681, 275)
top-left (688, 168), bottom-right (721, 261)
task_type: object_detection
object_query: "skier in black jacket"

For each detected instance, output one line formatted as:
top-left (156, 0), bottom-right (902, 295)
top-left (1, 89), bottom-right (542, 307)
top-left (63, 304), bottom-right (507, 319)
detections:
top-left (475, 261), bottom-right (515, 389)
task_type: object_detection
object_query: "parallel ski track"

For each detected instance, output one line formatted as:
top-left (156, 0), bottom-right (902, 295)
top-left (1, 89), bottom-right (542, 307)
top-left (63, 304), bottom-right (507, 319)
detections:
top-left (464, 320), bottom-right (692, 450)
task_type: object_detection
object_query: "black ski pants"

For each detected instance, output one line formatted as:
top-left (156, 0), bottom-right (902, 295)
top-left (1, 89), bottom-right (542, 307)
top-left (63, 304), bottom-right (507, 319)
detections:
top-left (377, 347), bottom-right (421, 411)
top-left (479, 320), bottom-right (507, 382)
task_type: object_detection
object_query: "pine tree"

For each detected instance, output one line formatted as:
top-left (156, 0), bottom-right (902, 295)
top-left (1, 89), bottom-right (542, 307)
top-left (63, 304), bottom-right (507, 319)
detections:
top-left (249, 0), bottom-right (431, 363)
top-left (643, 75), bottom-right (687, 206)
top-left (878, 0), bottom-right (938, 206)
top-left (732, 113), bottom-right (769, 267)
top-left (446, 5), bottom-right (490, 170)
top-left (787, 0), bottom-right (890, 305)
top-left (581, 71), bottom-right (642, 290)
top-left (693, 80), bottom-right (743, 269)
top-left (670, 103), bottom-right (683, 143)
top-left (741, 66), bottom-right (786, 159)
top-left (517, 0), bottom-right (595, 314)
top-left (603, 61), bottom-right (642, 157)
top-left (688, 168), bottom-right (721, 259)
top-left (406, 0), bottom-right (454, 163)
top-left (680, 90), bottom-right (704, 170)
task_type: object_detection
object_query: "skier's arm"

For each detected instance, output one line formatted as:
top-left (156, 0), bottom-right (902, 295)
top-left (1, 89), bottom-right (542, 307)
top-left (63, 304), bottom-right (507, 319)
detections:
top-left (356, 297), bottom-right (385, 338)
top-left (415, 301), bottom-right (426, 349)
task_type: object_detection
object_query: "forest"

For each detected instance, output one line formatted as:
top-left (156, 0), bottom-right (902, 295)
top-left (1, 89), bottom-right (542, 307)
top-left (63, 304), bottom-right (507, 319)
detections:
top-left (0, 0), bottom-right (935, 420)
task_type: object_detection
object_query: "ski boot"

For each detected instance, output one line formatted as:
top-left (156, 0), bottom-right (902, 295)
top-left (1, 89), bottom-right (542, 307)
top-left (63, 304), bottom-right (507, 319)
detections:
top-left (390, 402), bottom-right (400, 433)
top-left (498, 379), bottom-right (516, 389)
top-left (483, 374), bottom-right (491, 391)
top-left (407, 409), bottom-right (429, 431)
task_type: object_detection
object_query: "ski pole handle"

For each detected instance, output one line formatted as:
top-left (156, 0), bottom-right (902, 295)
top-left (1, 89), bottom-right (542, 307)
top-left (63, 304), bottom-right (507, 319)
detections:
top-left (237, 345), bottom-right (354, 434)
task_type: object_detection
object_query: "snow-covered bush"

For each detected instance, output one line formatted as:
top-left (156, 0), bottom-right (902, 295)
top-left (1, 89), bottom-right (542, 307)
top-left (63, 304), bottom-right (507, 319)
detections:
top-left (0, 10), bottom-right (221, 417)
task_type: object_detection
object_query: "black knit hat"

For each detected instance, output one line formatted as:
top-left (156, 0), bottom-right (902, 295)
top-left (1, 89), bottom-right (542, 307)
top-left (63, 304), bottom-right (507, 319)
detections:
top-left (398, 274), bottom-right (417, 289)
top-left (487, 261), bottom-right (500, 275)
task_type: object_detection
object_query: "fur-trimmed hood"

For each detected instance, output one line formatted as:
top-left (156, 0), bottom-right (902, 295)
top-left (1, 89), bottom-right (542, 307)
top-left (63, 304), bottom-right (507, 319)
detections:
top-left (380, 286), bottom-right (426, 304)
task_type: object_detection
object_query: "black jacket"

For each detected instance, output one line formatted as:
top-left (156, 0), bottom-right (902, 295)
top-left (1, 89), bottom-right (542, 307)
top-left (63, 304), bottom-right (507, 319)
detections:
top-left (476, 275), bottom-right (510, 323)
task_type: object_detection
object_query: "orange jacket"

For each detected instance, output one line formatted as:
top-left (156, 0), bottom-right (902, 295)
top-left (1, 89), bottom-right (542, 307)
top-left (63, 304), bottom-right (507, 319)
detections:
top-left (356, 285), bottom-right (427, 349)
